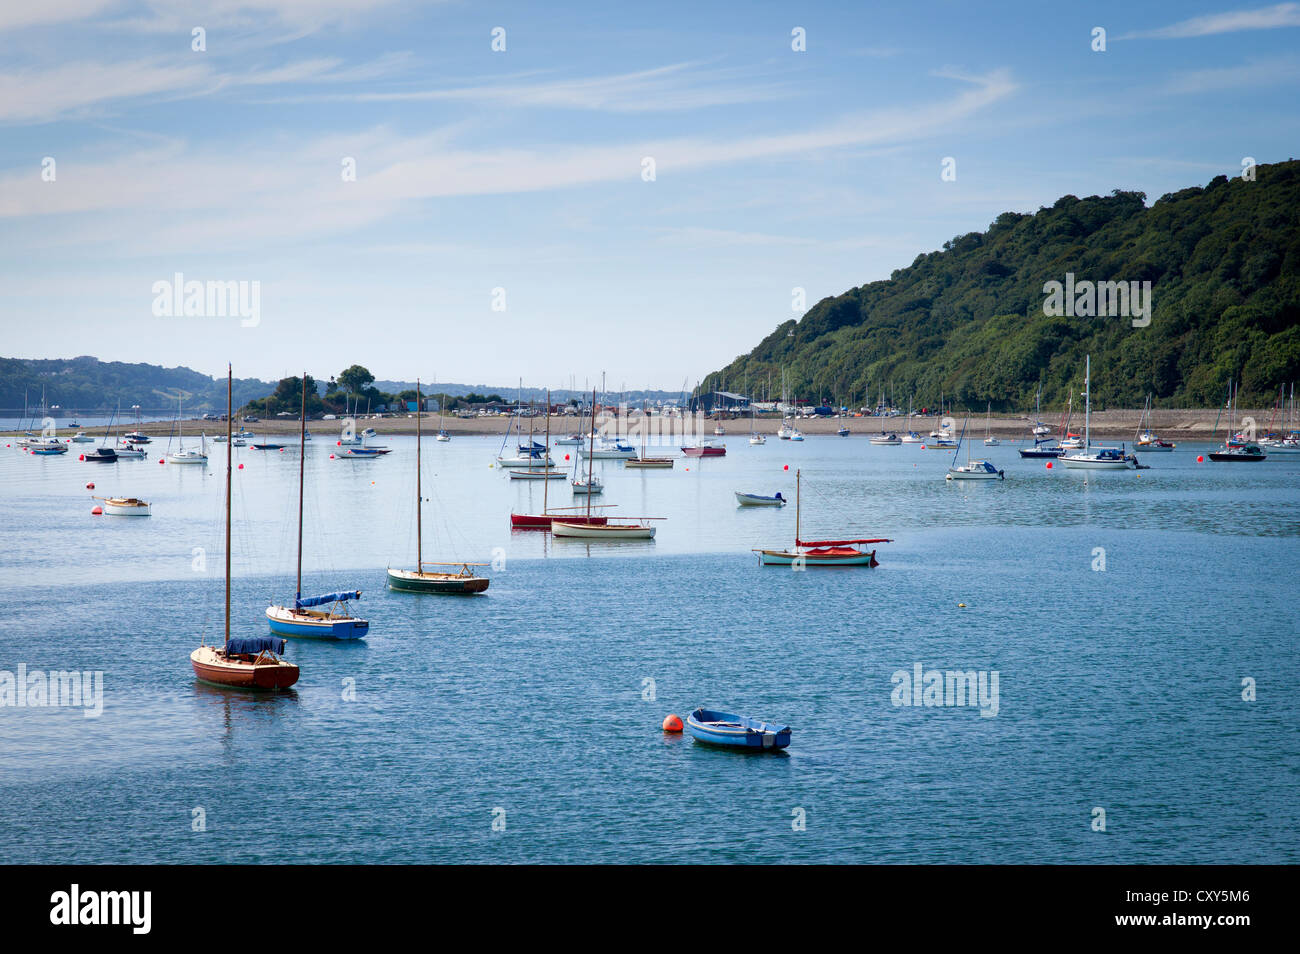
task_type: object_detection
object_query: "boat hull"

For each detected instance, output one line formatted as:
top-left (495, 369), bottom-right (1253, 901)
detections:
top-left (386, 568), bottom-right (489, 594)
top-left (508, 469), bottom-right (566, 479)
top-left (686, 708), bottom-right (791, 750)
top-left (1019, 447), bottom-right (1064, 458)
top-left (552, 522), bottom-right (656, 539)
top-left (735, 493), bottom-right (785, 506)
top-left (625, 458), bottom-right (674, 468)
top-left (681, 447), bottom-right (726, 457)
top-left (266, 605), bottom-right (369, 639)
top-left (756, 548), bottom-right (877, 567)
top-left (1208, 452), bottom-right (1266, 462)
top-left (101, 499), bottom-right (150, 516)
top-left (1059, 456), bottom-right (1134, 469)
top-left (509, 513), bottom-right (609, 529)
top-left (190, 646), bottom-right (299, 690)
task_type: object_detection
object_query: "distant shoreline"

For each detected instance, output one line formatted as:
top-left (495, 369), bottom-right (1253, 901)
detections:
top-left (5, 408), bottom-right (1277, 442)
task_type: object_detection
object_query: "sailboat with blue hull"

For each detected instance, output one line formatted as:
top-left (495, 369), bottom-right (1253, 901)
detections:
top-left (267, 591), bottom-right (368, 639)
top-left (266, 371), bottom-right (369, 639)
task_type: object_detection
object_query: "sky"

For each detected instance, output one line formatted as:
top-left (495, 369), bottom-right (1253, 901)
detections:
top-left (1, 0), bottom-right (1298, 391)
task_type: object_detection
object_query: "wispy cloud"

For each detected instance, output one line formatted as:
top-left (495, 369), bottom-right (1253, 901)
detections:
top-left (0, 0), bottom-right (116, 32)
top-left (97, 0), bottom-right (408, 34)
top-left (0, 60), bottom-right (211, 123)
top-left (0, 68), bottom-right (1018, 252)
top-left (1120, 2), bottom-right (1300, 40)
top-left (0, 52), bottom-right (411, 123)
top-left (296, 61), bottom-right (794, 112)
top-left (1161, 54), bottom-right (1300, 93)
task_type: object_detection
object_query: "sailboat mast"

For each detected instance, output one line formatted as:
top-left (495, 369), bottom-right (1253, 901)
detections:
top-left (1084, 355), bottom-right (1091, 450)
top-left (225, 366), bottom-right (232, 648)
top-left (416, 378), bottom-right (422, 573)
top-left (543, 389), bottom-right (550, 513)
top-left (586, 388), bottom-right (596, 519)
top-left (795, 469), bottom-right (801, 548)
top-left (296, 370), bottom-right (306, 602)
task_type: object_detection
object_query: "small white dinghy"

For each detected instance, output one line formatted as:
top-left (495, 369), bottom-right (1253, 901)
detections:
top-left (95, 496), bottom-right (151, 515)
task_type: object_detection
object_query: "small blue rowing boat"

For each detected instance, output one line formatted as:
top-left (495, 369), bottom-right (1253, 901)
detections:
top-left (686, 708), bottom-right (791, 750)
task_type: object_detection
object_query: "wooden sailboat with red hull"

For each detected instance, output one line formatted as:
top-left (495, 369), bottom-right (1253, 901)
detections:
top-left (192, 638), bottom-right (300, 690)
top-left (190, 365), bottom-right (300, 690)
top-left (754, 469), bottom-right (891, 566)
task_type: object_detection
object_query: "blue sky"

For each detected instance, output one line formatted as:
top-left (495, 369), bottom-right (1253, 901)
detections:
top-left (1, 1), bottom-right (1298, 389)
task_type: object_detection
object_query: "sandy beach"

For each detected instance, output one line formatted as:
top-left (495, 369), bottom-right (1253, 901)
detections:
top-left (8, 406), bottom-right (1273, 442)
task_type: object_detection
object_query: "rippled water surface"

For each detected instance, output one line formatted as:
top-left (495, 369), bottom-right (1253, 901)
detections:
top-left (1, 434), bottom-right (1297, 862)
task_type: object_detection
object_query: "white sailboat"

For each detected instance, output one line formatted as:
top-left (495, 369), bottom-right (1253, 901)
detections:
top-left (946, 415), bottom-right (1004, 480)
top-left (553, 388), bottom-right (660, 540)
top-left (167, 395), bottom-right (208, 464)
top-left (748, 403), bottom-right (766, 445)
top-left (1134, 395), bottom-right (1175, 450)
top-left (982, 403), bottom-right (1000, 446)
top-left (1060, 356), bottom-right (1137, 470)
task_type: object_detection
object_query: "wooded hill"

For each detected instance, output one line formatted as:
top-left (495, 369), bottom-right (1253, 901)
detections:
top-left (702, 160), bottom-right (1300, 411)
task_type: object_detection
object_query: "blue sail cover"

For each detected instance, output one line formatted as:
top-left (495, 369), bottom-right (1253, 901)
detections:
top-left (226, 636), bottom-right (285, 656)
top-left (295, 591), bottom-right (361, 609)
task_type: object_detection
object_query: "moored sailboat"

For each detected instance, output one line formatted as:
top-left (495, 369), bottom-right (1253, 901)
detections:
top-left (626, 398), bottom-right (675, 466)
top-left (191, 366), bottom-right (300, 690)
top-left (946, 415), bottom-right (1004, 480)
top-left (552, 388), bottom-right (661, 540)
top-left (1060, 356), bottom-right (1137, 470)
top-left (753, 469), bottom-right (891, 566)
top-left (982, 403), bottom-right (1000, 446)
top-left (267, 372), bottom-right (369, 639)
top-left (167, 396), bottom-right (208, 464)
top-left (387, 380), bottom-right (489, 594)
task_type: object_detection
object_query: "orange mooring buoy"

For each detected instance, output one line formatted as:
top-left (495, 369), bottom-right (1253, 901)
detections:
top-left (662, 713), bottom-right (683, 733)
top-left (91, 506), bottom-right (103, 515)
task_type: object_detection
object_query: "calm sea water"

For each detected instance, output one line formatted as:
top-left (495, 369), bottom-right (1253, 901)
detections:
top-left (1, 432), bottom-right (1297, 863)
